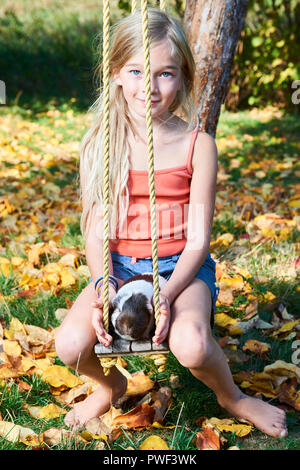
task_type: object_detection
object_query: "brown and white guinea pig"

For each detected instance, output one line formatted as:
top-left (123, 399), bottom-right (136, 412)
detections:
top-left (110, 272), bottom-right (167, 341)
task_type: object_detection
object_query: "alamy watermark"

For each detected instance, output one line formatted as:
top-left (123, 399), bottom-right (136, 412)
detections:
top-left (291, 80), bottom-right (300, 104)
top-left (291, 340), bottom-right (300, 366)
top-left (0, 80), bottom-right (6, 105)
top-left (94, 202), bottom-right (206, 251)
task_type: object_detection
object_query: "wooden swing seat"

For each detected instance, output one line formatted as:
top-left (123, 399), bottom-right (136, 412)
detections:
top-left (94, 337), bottom-right (169, 358)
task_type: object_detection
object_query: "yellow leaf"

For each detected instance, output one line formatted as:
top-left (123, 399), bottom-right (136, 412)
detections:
top-left (0, 366), bottom-right (22, 379)
top-left (273, 320), bottom-right (300, 335)
top-left (24, 405), bottom-right (43, 419)
top-left (261, 291), bottom-right (277, 302)
top-left (4, 317), bottom-right (27, 340)
top-left (214, 313), bottom-right (237, 328)
top-left (0, 420), bottom-right (38, 445)
top-left (125, 371), bottom-right (154, 396)
top-left (151, 421), bottom-right (176, 429)
top-left (228, 325), bottom-right (245, 336)
top-left (139, 435), bottom-right (169, 450)
top-left (263, 360), bottom-right (300, 382)
top-left (38, 403), bottom-right (67, 420)
top-left (19, 356), bottom-right (36, 373)
top-left (220, 276), bottom-right (244, 289)
top-left (33, 357), bottom-right (54, 375)
top-left (242, 339), bottom-right (271, 355)
top-left (288, 199), bottom-right (300, 208)
top-left (80, 430), bottom-right (107, 441)
top-left (60, 268), bottom-right (77, 288)
top-left (41, 365), bottom-right (82, 389)
top-left (3, 340), bottom-right (22, 357)
top-left (202, 417), bottom-right (253, 437)
top-left (0, 257), bottom-right (11, 277)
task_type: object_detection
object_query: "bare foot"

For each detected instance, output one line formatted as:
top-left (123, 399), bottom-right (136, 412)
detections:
top-left (64, 376), bottom-right (127, 429)
top-left (219, 392), bottom-right (288, 438)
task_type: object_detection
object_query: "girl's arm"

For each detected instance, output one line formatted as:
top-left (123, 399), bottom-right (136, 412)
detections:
top-left (160, 132), bottom-right (218, 305)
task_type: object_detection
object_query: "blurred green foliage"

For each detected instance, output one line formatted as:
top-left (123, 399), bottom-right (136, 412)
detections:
top-left (225, 0), bottom-right (300, 111)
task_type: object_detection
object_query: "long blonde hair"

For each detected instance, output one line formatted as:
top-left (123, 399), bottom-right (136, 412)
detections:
top-left (79, 7), bottom-right (199, 240)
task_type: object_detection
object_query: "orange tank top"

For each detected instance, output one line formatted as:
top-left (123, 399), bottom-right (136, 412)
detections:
top-left (109, 125), bottom-right (201, 258)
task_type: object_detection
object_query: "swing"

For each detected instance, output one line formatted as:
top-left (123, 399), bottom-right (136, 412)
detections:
top-left (94, 0), bottom-right (170, 376)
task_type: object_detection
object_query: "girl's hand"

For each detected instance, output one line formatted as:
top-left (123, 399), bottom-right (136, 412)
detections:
top-left (151, 293), bottom-right (171, 346)
top-left (91, 284), bottom-right (116, 347)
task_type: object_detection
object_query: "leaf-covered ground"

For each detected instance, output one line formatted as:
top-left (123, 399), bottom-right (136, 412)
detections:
top-left (0, 104), bottom-right (299, 450)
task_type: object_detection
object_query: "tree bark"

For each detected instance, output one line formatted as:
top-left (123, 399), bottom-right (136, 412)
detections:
top-left (184, 0), bottom-right (249, 137)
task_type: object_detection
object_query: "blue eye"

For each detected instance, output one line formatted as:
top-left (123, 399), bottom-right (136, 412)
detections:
top-left (130, 70), bottom-right (141, 76)
top-left (129, 70), bottom-right (173, 77)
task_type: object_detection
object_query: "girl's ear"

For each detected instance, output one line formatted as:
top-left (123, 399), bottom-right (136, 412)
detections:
top-left (113, 72), bottom-right (122, 86)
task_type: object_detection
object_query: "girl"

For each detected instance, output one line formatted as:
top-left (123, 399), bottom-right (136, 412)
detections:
top-left (55, 8), bottom-right (287, 438)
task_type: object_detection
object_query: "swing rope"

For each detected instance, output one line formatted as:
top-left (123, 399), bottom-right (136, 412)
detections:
top-left (99, 0), bottom-right (168, 376)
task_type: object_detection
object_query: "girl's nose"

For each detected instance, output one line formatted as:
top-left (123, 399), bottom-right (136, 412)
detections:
top-left (143, 77), bottom-right (159, 94)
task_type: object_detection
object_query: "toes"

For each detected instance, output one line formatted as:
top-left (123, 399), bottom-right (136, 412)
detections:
top-left (280, 428), bottom-right (288, 438)
top-left (272, 422), bottom-right (288, 438)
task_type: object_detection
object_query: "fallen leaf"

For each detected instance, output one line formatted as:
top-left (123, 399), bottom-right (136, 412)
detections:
top-left (3, 340), bottom-right (22, 357)
top-left (41, 365), bottom-right (82, 390)
top-left (55, 383), bottom-right (93, 405)
top-left (113, 404), bottom-right (155, 429)
top-left (263, 360), bottom-right (300, 382)
top-left (202, 417), bottom-right (253, 437)
top-left (39, 403), bottom-right (67, 420)
top-left (242, 339), bottom-right (271, 355)
top-left (84, 417), bottom-right (110, 439)
top-left (152, 386), bottom-right (172, 424)
top-left (278, 377), bottom-right (300, 410)
top-left (196, 424), bottom-right (221, 450)
top-left (139, 435), bottom-right (169, 450)
top-left (125, 370), bottom-right (155, 397)
top-left (0, 420), bottom-right (39, 446)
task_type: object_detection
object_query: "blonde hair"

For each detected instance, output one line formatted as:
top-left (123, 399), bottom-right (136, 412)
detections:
top-left (79, 7), bottom-right (199, 240)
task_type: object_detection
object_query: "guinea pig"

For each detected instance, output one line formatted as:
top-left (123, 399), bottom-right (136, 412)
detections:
top-left (110, 272), bottom-right (167, 341)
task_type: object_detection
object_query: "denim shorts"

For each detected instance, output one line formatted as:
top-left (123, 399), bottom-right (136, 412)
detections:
top-left (90, 251), bottom-right (219, 329)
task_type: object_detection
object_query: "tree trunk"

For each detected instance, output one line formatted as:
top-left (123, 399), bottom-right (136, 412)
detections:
top-left (184, 0), bottom-right (249, 137)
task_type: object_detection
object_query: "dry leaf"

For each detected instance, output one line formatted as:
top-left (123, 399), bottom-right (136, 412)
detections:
top-left (202, 417), bottom-right (253, 437)
top-left (263, 360), bottom-right (300, 382)
top-left (41, 365), bottom-right (83, 390)
top-left (99, 406), bottom-right (123, 433)
top-left (113, 404), bottom-right (155, 429)
top-left (4, 317), bottom-right (26, 340)
top-left (55, 383), bottom-right (93, 405)
top-left (125, 370), bottom-right (155, 397)
top-left (278, 377), bottom-right (300, 410)
top-left (152, 386), bottom-right (172, 424)
top-left (0, 420), bottom-right (39, 446)
top-left (196, 424), bottom-right (221, 450)
top-left (242, 339), bottom-right (271, 355)
top-left (41, 427), bottom-right (72, 446)
top-left (85, 417), bottom-right (110, 439)
top-left (3, 340), bottom-right (22, 357)
top-left (139, 435), bottom-right (169, 450)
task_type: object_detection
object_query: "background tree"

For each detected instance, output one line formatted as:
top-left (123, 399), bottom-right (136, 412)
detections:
top-left (183, 0), bottom-right (249, 137)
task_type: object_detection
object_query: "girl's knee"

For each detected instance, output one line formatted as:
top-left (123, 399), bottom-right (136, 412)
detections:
top-left (169, 321), bottom-right (213, 369)
top-left (55, 325), bottom-right (93, 368)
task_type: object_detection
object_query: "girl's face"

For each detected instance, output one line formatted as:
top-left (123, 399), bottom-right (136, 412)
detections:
top-left (113, 39), bottom-right (182, 122)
